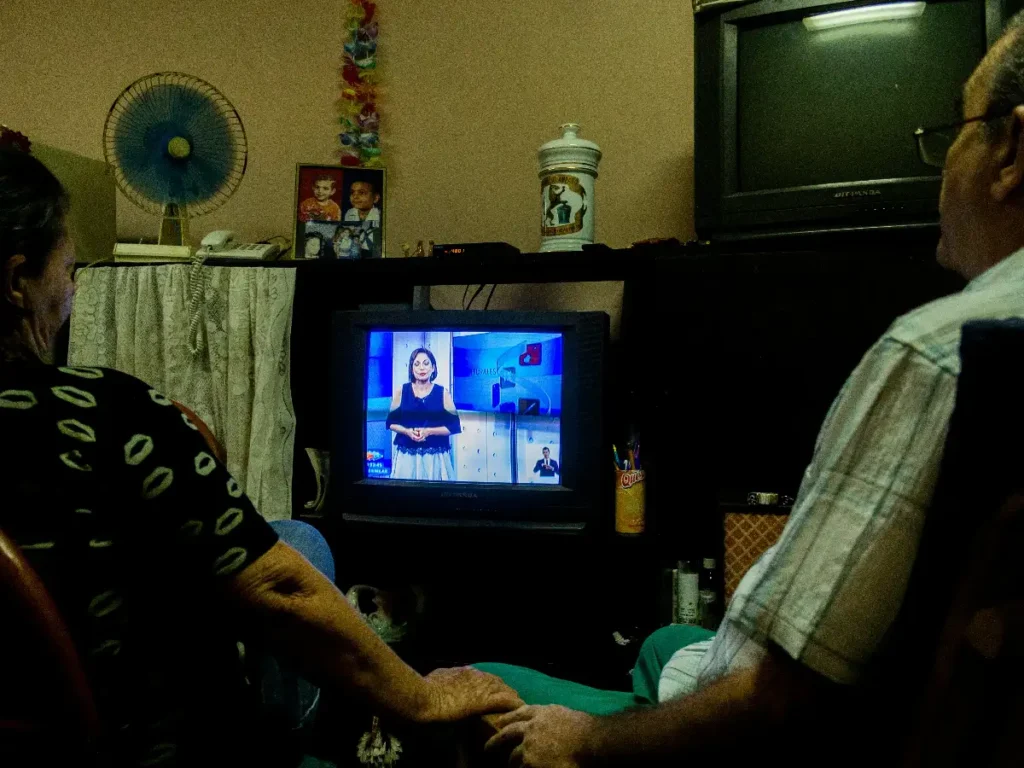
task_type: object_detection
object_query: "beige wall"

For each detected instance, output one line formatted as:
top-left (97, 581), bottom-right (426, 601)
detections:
top-left (1, 0), bottom-right (694, 328)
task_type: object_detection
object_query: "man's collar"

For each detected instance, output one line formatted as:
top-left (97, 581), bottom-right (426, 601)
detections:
top-left (964, 246), bottom-right (1024, 293)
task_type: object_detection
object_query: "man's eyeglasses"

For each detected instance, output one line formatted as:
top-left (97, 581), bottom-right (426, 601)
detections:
top-left (915, 107), bottom-right (1017, 169)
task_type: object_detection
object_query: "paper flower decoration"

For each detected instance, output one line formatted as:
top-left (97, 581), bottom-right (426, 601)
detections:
top-left (339, 0), bottom-right (382, 167)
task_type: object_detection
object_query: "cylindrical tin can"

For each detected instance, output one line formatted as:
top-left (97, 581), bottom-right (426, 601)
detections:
top-left (615, 468), bottom-right (646, 535)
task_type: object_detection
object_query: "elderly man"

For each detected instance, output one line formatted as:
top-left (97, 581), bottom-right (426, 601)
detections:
top-left (487, 12), bottom-right (1024, 767)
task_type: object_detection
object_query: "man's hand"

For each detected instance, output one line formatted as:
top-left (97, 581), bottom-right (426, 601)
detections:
top-left (485, 705), bottom-right (595, 768)
top-left (417, 666), bottom-right (524, 723)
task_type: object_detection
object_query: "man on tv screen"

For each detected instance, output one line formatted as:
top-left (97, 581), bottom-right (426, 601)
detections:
top-left (532, 447), bottom-right (559, 478)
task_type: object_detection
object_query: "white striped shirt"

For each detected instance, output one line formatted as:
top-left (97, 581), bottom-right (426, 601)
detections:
top-left (662, 247), bottom-right (1024, 698)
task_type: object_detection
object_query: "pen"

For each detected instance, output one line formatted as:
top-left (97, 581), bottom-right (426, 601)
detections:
top-left (613, 444), bottom-right (622, 469)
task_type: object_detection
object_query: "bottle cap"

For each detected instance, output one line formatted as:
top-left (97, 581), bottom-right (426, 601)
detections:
top-left (702, 558), bottom-right (716, 570)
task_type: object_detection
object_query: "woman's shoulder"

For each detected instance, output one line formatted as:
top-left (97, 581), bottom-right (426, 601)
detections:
top-left (0, 364), bottom-right (179, 415)
top-left (57, 364), bottom-right (152, 391)
top-left (4, 363), bottom-right (136, 393)
top-left (55, 366), bottom-right (184, 410)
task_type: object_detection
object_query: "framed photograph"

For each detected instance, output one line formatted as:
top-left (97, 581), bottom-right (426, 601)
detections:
top-left (293, 164), bottom-right (386, 259)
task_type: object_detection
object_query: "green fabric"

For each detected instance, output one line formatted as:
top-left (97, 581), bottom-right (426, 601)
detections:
top-left (631, 625), bottom-right (715, 704)
top-left (473, 663), bottom-right (645, 716)
top-left (297, 757), bottom-right (336, 768)
top-left (475, 624), bottom-right (716, 716)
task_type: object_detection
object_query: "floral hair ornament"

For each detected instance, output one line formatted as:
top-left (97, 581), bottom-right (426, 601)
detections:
top-left (0, 126), bottom-right (32, 154)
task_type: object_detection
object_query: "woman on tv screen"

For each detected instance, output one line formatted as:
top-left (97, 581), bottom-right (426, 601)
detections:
top-left (385, 347), bottom-right (462, 480)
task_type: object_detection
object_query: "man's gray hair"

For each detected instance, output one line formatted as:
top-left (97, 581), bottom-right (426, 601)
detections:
top-left (987, 11), bottom-right (1024, 132)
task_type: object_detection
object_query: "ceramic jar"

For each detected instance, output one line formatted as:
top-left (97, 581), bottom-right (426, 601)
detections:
top-left (538, 123), bottom-right (602, 252)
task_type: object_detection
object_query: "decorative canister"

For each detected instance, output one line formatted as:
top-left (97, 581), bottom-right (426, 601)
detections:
top-left (615, 468), bottom-right (646, 535)
top-left (538, 123), bottom-right (602, 252)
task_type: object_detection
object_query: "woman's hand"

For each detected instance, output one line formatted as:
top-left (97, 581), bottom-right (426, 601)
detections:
top-left (393, 425), bottom-right (423, 441)
top-left (416, 667), bottom-right (524, 723)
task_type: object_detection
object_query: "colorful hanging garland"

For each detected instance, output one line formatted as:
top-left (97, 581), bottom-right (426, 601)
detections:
top-left (339, 0), bottom-right (382, 167)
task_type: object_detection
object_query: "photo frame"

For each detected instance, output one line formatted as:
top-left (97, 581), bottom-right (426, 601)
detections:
top-left (293, 164), bottom-right (386, 259)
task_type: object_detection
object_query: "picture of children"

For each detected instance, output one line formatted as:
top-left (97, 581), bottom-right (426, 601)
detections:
top-left (298, 173), bottom-right (342, 222)
top-left (340, 169), bottom-right (385, 258)
top-left (295, 165), bottom-right (385, 260)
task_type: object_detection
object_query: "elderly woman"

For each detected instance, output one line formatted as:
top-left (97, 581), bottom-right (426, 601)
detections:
top-left (0, 148), bottom-right (519, 765)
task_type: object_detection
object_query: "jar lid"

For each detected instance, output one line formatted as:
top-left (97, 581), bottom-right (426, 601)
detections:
top-left (538, 123), bottom-right (602, 175)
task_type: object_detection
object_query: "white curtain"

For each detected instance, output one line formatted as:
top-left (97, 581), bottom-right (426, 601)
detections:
top-left (68, 264), bottom-right (296, 521)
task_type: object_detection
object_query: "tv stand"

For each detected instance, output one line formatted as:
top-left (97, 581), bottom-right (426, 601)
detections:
top-left (288, 234), bottom-right (962, 683)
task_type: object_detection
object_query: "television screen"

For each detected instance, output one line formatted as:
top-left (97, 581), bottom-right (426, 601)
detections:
top-left (364, 329), bottom-right (565, 485)
top-left (694, 0), bottom-right (1009, 238)
top-left (737, 0), bottom-right (986, 193)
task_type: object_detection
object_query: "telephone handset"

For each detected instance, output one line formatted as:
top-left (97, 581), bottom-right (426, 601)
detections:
top-left (200, 230), bottom-right (237, 252)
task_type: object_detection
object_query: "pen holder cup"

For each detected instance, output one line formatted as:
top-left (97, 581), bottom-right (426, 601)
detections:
top-left (615, 469), bottom-right (646, 535)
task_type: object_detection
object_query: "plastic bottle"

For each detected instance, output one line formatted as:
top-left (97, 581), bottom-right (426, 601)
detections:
top-left (698, 557), bottom-right (721, 629)
top-left (675, 560), bottom-right (700, 625)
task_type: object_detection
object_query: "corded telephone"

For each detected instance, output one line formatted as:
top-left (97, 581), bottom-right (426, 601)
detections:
top-left (198, 230), bottom-right (280, 260)
top-left (187, 230), bottom-right (281, 356)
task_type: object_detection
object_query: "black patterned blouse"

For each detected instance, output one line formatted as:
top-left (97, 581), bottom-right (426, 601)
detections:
top-left (0, 361), bottom-right (280, 766)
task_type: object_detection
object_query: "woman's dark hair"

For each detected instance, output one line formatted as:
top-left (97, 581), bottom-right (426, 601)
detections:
top-left (0, 149), bottom-right (68, 331)
top-left (408, 347), bottom-right (438, 382)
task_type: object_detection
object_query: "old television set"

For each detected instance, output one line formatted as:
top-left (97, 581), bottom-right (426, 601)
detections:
top-left (331, 311), bottom-right (609, 529)
top-left (694, 0), bottom-right (1016, 240)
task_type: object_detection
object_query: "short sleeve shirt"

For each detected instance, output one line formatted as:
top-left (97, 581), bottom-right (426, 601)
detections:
top-left (695, 247), bottom-right (1024, 689)
top-left (0, 362), bottom-right (279, 765)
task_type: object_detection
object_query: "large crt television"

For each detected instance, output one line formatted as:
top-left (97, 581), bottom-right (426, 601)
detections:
top-left (695, 0), bottom-right (1013, 240)
top-left (331, 311), bottom-right (609, 530)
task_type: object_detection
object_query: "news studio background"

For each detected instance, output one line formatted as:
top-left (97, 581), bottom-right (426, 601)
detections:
top-left (364, 330), bottom-right (564, 484)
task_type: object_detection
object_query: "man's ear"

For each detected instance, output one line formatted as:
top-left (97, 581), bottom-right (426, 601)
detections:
top-left (2, 254), bottom-right (28, 310)
top-left (993, 105), bottom-right (1024, 203)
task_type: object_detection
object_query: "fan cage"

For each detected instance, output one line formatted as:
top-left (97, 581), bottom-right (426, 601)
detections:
top-left (103, 72), bottom-right (248, 217)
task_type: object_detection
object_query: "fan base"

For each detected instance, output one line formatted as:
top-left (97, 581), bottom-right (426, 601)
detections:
top-left (159, 203), bottom-right (190, 247)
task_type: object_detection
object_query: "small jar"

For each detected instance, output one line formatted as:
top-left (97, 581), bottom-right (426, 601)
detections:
top-left (538, 123), bottom-right (602, 252)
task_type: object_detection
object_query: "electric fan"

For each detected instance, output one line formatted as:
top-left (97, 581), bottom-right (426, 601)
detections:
top-left (103, 72), bottom-right (247, 246)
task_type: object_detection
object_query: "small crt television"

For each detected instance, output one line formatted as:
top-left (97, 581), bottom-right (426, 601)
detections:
top-left (331, 311), bottom-right (609, 530)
